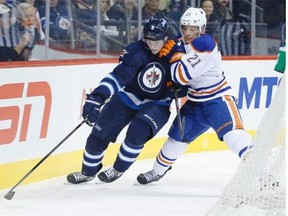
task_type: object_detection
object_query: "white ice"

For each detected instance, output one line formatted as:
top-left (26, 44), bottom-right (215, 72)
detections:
top-left (0, 150), bottom-right (240, 216)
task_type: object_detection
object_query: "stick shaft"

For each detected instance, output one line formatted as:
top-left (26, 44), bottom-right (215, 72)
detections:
top-left (4, 119), bottom-right (86, 199)
top-left (174, 97), bottom-right (184, 138)
top-left (172, 89), bottom-right (185, 138)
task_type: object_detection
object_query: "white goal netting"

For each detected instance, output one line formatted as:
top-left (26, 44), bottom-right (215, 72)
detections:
top-left (207, 74), bottom-right (286, 216)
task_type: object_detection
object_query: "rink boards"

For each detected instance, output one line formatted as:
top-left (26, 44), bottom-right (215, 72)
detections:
top-left (0, 57), bottom-right (281, 189)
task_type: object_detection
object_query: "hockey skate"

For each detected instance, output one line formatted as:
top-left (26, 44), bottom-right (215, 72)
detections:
top-left (97, 167), bottom-right (123, 183)
top-left (137, 166), bottom-right (172, 185)
top-left (67, 164), bottom-right (103, 184)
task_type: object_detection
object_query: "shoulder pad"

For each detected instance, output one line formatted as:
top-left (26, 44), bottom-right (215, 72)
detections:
top-left (191, 34), bottom-right (216, 52)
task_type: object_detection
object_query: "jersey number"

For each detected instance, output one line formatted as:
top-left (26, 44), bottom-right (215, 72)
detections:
top-left (187, 54), bottom-right (200, 68)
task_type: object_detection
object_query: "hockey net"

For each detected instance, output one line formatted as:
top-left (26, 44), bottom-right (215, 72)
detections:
top-left (207, 74), bottom-right (286, 216)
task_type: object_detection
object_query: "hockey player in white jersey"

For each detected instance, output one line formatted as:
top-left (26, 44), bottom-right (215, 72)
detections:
top-left (137, 7), bottom-right (252, 184)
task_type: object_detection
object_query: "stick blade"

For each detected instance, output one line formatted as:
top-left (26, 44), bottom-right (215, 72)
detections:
top-left (4, 191), bottom-right (15, 200)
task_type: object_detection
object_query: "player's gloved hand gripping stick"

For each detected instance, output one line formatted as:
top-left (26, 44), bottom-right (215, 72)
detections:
top-left (161, 39), bottom-right (186, 139)
top-left (82, 94), bottom-right (104, 126)
top-left (167, 82), bottom-right (186, 139)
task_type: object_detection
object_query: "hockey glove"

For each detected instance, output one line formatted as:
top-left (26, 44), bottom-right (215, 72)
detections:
top-left (159, 39), bottom-right (186, 63)
top-left (166, 81), bottom-right (187, 99)
top-left (170, 86), bottom-right (188, 99)
top-left (82, 94), bottom-right (104, 126)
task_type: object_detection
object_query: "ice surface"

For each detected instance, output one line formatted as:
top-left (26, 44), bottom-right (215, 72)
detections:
top-left (0, 151), bottom-right (239, 216)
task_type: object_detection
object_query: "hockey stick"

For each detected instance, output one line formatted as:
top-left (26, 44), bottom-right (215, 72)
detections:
top-left (170, 88), bottom-right (186, 139)
top-left (4, 118), bottom-right (87, 200)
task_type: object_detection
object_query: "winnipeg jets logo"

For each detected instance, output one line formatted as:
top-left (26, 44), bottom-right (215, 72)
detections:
top-left (138, 62), bottom-right (165, 93)
top-left (57, 16), bottom-right (71, 30)
top-left (146, 65), bottom-right (160, 87)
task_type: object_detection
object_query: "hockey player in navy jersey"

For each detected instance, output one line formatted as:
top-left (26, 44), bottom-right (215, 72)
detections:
top-left (67, 16), bottom-right (182, 184)
top-left (137, 7), bottom-right (252, 184)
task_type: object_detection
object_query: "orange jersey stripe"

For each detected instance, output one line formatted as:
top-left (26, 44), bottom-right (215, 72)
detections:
top-left (157, 154), bottom-right (174, 165)
top-left (190, 80), bottom-right (228, 95)
top-left (177, 63), bottom-right (189, 84)
top-left (224, 95), bottom-right (244, 129)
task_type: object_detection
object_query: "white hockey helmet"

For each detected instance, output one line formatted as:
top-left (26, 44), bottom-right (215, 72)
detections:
top-left (0, 4), bottom-right (10, 15)
top-left (180, 7), bottom-right (207, 33)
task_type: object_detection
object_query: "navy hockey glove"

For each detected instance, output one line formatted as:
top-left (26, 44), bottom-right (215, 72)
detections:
top-left (169, 86), bottom-right (187, 99)
top-left (166, 82), bottom-right (187, 99)
top-left (159, 39), bottom-right (186, 63)
top-left (82, 94), bottom-right (104, 126)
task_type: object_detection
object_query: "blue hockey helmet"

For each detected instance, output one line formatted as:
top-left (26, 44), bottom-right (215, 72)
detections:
top-left (143, 16), bottom-right (169, 41)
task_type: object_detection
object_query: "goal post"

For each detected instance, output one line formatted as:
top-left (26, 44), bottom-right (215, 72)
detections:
top-left (206, 74), bottom-right (286, 216)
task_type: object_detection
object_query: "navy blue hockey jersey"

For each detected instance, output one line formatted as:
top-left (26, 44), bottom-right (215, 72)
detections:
top-left (94, 39), bottom-right (173, 109)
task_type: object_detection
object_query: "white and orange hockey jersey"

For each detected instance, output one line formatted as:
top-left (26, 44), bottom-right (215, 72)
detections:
top-left (171, 34), bottom-right (235, 102)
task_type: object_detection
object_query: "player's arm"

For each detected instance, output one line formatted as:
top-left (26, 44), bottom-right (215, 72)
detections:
top-left (89, 46), bottom-right (139, 102)
top-left (170, 37), bottom-right (217, 85)
top-left (81, 72), bottom-right (122, 126)
top-left (159, 39), bottom-right (187, 85)
top-left (82, 47), bottom-right (141, 125)
top-left (170, 53), bottom-right (201, 85)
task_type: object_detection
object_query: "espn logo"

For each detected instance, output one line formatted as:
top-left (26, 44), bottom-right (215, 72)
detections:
top-left (0, 82), bottom-right (52, 145)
